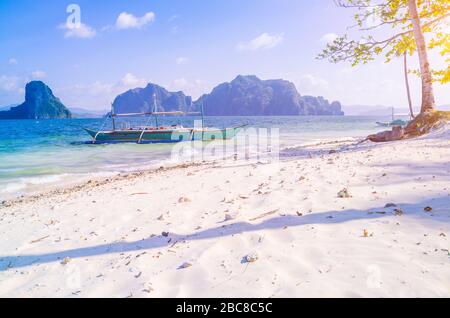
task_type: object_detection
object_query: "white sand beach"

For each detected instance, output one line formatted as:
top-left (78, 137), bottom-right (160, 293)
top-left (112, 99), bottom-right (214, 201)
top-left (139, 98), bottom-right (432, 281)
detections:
top-left (0, 126), bottom-right (449, 298)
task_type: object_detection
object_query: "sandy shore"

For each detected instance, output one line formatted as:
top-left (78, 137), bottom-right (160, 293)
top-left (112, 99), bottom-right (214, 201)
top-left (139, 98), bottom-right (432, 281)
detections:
top-left (0, 127), bottom-right (449, 298)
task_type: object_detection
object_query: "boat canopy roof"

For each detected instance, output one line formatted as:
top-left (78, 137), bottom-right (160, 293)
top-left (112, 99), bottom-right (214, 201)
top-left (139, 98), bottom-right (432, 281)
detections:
top-left (111, 111), bottom-right (201, 117)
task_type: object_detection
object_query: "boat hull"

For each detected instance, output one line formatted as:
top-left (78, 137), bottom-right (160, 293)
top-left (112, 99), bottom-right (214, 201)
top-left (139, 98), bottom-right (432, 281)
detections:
top-left (84, 127), bottom-right (242, 144)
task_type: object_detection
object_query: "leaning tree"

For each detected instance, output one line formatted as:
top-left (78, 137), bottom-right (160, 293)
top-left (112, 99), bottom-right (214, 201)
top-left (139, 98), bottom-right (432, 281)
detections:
top-left (319, 0), bottom-right (449, 136)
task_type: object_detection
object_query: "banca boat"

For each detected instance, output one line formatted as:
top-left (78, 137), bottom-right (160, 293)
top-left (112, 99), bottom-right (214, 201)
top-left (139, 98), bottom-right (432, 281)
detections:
top-left (84, 110), bottom-right (244, 144)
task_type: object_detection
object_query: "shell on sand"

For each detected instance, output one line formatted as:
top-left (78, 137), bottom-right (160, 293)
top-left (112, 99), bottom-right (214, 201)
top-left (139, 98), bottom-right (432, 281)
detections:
top-left (337, 188), bottom-right (351, 198)
top-left (245, 253), bottom-right (258, 263)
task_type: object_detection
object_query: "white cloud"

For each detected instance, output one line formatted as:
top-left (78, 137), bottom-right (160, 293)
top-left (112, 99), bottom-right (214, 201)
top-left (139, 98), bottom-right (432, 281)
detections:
top-left (8, 58), bottom-right (18, 65)
top-left (116, 12), bottom-right (155, 30)
top-left (60, 22), bottom-right (96, 39)
top-left (297, 74), bottom-right (329, 95)
top-left (0, 75), bottom-right (21, 92)
top-left (237, 33), bottom-right (284, 51)
top-left (121, 73), bottom-right (148, 87)
top-left (31, 70), bottom-right (47, 79)
top-left (86, 81), bottom-right (115, 95)
top-left (173, 78), bottom-right (189, 88)
top-left (56, 73), bottom-right (149, 110)
top-left (176, 57), bottom-right (189, 65)
top-left (320, 33), bottom-right (338, 44)
top-left (169, 14), bottom-right (180, 34)
top-left (170, 78), bottom-right (208, 99)
top-left (101, 25), bottom-right (114, 32)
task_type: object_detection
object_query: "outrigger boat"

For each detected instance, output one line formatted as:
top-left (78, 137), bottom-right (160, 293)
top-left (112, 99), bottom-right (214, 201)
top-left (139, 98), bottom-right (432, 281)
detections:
top-left (84, 101), bottom-right (244, 144)
top-left (375, 107), bottom-right (411, 127)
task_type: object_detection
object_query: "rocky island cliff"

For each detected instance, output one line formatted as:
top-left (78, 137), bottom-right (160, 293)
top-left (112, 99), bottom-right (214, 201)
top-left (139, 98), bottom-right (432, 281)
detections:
top-left (0, 81), bottom-right (71, 120)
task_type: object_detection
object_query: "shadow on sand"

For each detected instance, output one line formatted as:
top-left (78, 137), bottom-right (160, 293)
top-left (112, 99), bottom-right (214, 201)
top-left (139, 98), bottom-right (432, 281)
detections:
top-left (1, 196), bottom-right (448, 271)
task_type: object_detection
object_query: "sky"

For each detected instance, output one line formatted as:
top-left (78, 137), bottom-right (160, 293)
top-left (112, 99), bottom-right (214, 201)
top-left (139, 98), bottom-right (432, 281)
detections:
top-left (0, 0), bottom-right (449, 111)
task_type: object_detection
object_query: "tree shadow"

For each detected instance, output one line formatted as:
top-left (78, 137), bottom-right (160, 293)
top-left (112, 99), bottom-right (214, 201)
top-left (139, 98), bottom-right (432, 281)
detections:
top-left (366, 161), bottom-right (450, 183)
top-left (0, 196), bottom-right (448, 271)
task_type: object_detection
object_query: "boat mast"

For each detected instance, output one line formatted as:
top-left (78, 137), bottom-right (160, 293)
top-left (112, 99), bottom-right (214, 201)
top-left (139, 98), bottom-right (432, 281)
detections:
top-left (201, 99), bottom-right (205, 130)
top-left (111, 103), bottom-right (116, 131)
top-left (201, 98), bottom-right (205, 141)
top-left (153, 93), bottom-right (159, 128)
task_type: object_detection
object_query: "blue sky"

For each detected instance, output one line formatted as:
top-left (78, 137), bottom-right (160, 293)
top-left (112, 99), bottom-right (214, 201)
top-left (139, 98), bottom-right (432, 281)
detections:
top-left (0, 0), bottom-right (448, 110)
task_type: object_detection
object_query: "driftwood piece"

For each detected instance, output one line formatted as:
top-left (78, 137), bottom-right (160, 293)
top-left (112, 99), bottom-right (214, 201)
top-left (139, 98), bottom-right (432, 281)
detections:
top-left (30, 235), bottom-right (50, 244)
top-left (368, 126), bottom-right (404, 143)
top-left (249, 209), bottom-right (279, 221)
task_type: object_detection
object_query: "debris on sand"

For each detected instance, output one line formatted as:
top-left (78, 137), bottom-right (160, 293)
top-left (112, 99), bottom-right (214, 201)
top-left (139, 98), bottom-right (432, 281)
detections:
top-left (394, 208), bottom-right (404, 216)
top-left (245, 253), bottom-right (258, 263)
top-left (178, 262), bottom-right (193, 269)
top-left (178, 196), bottom-right (191, 203)
top-left (30, 235), bottom-right (50, 244)
top-left (337, 188), bottom-right (351, 198)
top-left (61, 257), bottom-right (71, 265)
top-left (142, 283), bottom-right (154, 294)
top-left (157, 214), bottom-right (165, 221)
top-left (224, 214), bottom-right (235, 222)
top-left (162, 232), bottom-right (170, 237)
top-left (296, 211), bottom-right (303, 217)
top-left (249, 209), bottom-right (279, 221)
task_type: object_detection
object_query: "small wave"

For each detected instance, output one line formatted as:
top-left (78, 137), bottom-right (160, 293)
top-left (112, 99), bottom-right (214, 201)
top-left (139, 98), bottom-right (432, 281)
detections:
top-left (0, 174), bottom-right (72, 195)
top-left (0, 182), bottom-right (27, 194)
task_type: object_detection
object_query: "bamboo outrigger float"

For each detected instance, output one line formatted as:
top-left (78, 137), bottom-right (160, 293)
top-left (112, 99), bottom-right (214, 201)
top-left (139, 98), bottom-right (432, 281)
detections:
top-left (84, 97), bottom-right (244, 144)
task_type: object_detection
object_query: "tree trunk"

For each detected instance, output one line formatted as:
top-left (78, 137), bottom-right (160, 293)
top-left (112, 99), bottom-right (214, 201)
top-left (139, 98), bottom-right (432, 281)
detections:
top-left (407, 0), bottom-right (435, 113)
top-left (403, 53), bottom-right (414, 118)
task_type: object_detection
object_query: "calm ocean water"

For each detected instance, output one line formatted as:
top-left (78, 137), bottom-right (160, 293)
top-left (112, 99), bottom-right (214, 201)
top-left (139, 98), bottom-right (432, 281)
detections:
top-left (0, 116), bottom-right (390, 200)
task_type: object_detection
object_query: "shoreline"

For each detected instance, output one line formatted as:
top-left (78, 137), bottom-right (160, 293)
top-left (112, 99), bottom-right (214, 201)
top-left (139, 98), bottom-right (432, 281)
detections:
top-left (0, 161), bottom-right (208, 209)
top-left (0, 137), bottom-right (362, 208)
top-left (0, 115), bottom-right (386, 203)
top-left (0, 128), bottom-right (449, 297)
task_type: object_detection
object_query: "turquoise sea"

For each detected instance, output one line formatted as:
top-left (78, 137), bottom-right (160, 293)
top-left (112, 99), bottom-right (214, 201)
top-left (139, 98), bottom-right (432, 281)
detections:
top-left (0, 116), bottom-right (392, 200)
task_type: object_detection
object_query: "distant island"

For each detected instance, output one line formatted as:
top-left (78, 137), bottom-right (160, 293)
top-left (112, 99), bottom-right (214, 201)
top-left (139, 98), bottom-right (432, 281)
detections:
top-left (113, 84), bottom-right (192, 114)
top-left (112, 75), bottom-right (344, 116)
top-left (0, 81), bottom-right (71, 119)
top-left (69, 107), bottom-right (110, 119)
top-left (0, 76), bottom-right (345, 119)
top-left (194, 75), bottom-right (344, 116)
